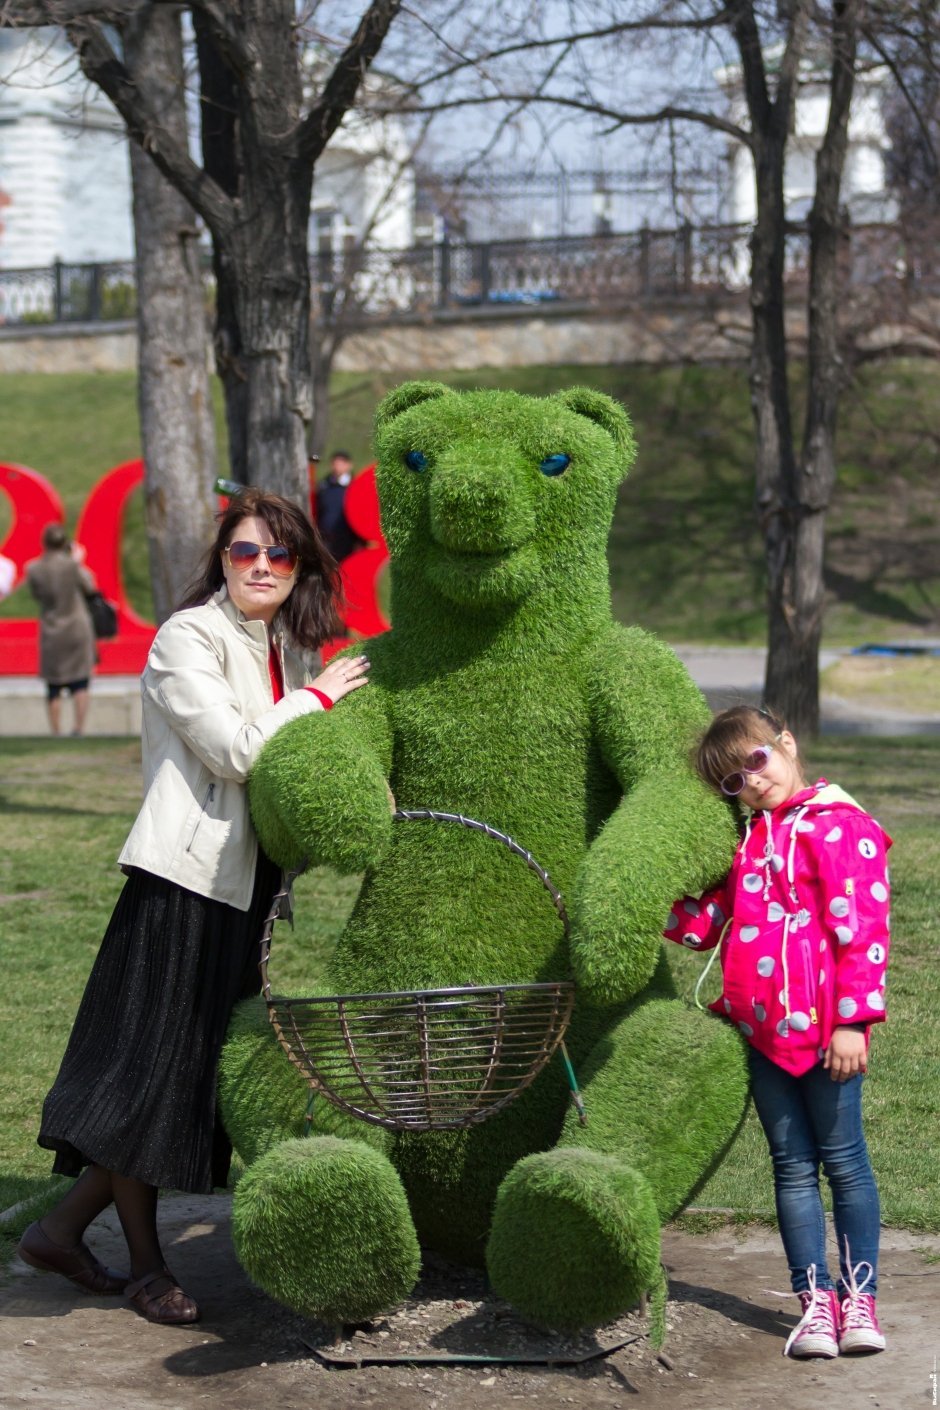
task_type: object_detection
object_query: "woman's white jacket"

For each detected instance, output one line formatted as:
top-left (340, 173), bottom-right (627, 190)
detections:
top-left (118, 588), bottom-right (322, 910)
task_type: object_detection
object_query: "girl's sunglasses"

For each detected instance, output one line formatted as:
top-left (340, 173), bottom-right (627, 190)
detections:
top-left (225, 540), bottom-right (297, 577)
top-left (720, 743), bottom-right (775, 796)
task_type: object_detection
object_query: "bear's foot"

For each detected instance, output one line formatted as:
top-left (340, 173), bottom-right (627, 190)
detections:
top-left (232, 1136), bottom-right (420, 1325)
top-left (486, 1148), bottom-right (661, 1331)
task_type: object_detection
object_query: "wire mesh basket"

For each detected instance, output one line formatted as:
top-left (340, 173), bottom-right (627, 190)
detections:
top-left (259, 809), bottom-right (576, 1132)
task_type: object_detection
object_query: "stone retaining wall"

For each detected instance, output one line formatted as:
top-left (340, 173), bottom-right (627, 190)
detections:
top-left (1, 294), bottom-right (937, 375)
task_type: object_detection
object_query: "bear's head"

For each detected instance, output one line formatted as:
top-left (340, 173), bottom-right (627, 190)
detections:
top-left (373, 382), bottom-right (636, 614)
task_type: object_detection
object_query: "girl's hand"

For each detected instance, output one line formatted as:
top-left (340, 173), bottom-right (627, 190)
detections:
top-left (824, 1026), bottom-right (867, 1082)
top-left (311, 653), bottom-right (370, 705)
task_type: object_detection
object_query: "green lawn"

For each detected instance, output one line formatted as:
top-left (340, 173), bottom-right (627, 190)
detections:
top-left (2, 736), bottom-right (938, 1244)
top-left (2, 360), bottom-right (938, 646)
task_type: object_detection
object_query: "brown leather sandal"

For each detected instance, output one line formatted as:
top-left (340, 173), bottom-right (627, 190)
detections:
top-left (125, 1269), bottom-right (200, 1325)
top-left (17, 1220), bottom-right (128, 1295)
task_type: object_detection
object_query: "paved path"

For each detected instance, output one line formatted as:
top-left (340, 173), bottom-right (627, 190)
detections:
top-left (2, 647), bottom-right (938, 736)
top-left (670, 645), bottom-right (940, 736)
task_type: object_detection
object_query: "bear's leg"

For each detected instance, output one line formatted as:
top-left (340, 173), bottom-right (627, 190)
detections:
top-left (232, 1136), bottom-right (420, 1325)
top-left (486, 996), bottom-right (748, 1330)
top-left (558, 996), bottom-right (749, 1216)
top-left (487, 1145), bottom-right (662, 1331)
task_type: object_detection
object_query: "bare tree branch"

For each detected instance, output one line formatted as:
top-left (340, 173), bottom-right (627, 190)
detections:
top-left (727, 0), bottom-right (771, 132)
top-left (863, 18), bottom-right (939, 175)
top-left (412, 10), bottom-right (735, 87)
top-left (0, 0), bottom-right (146, 19)
top-left (0, 0), bottom-right (245, 60)
top-left (64, 15), bottom-right (236, 234)
top-left (296, 0), bottom-right (404, 165)
top-left (0, 0), bottom-right (256, 74)
top-left (403, 90), bottom-right (752, 147)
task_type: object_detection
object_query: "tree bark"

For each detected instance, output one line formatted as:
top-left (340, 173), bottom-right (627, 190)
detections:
top-left (729, 0), bottom-right (833, 735)
top-left (123, 3), bottom-right (217, 623)
top-left (766, 0), bottom-right (860, 734)
top-left (193, 10), bottom-right (247, 486)
top-left (309, 324), bottom-right (338, 462)
top-left (191, 1), bottom-right (310, 499)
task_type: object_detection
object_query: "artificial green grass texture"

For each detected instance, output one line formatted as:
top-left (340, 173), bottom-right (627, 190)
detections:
top-left (486, 1148), bottom-right (661, 1331)
top-left (558, 998), bottom-right (750, 1220)
top-left (232, 382), bottom-right (748, 1329)
top-left (231, 1136), bottom-right (420, 1324)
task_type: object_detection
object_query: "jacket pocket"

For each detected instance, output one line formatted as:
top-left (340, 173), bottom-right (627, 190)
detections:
top-left (185, 782), bottom-right (215, 853)
top-left (798, 935), bottom-right (819, 1027)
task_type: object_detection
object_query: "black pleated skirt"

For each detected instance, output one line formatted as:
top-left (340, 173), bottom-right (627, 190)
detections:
top-left (38, 853), bottom-right (280, 1194)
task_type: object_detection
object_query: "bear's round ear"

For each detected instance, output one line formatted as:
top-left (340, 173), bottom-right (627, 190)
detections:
top-left (553, 387), bottom-right (636, 464)
top-left (375, 381), bottom-right (454, 430)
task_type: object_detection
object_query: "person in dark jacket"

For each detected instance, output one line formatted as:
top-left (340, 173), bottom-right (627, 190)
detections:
top-left (314, 450), bottom-right (365, 562)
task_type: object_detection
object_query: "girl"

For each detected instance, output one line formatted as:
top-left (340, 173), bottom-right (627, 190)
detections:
top-left (664, 705), bottom-right (889, 1360)
top-left (19, 490), bottom-right (369, 1326)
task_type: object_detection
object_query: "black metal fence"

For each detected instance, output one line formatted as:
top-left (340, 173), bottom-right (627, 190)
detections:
top-left (0, 259), bottom-right (137, 326)
top-left (1, 222), bottom-right (935, 330)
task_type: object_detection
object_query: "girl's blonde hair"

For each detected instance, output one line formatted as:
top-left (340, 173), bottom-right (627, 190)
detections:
top-left (695, 704), bottom-right (790, 793)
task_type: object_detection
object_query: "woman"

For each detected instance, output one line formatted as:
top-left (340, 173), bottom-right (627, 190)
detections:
top-left (26, 523), bottom-right (97, 736)
top-left (18, 489), bottom-right (368, 1326)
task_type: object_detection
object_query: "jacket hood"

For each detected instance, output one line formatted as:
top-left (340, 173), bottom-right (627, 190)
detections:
top-left (758, 778), bottom-right (892, 848)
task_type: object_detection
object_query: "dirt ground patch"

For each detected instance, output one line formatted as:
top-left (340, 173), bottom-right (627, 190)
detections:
top-left (2, 1197), bottom-right (938, 1410)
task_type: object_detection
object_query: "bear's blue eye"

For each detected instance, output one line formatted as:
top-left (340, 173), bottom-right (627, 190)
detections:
top-left (539, 453), bottom-right (571, 477)
top-left (404, 450), bottom-right (429, 473)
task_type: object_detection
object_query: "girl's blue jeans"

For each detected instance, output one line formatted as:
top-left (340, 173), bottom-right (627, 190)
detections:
top-left (748, 1046), bottom-right (880, 1295)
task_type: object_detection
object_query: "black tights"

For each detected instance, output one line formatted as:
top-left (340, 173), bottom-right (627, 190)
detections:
top-left (41, 1164), bottom-right (166, 1281)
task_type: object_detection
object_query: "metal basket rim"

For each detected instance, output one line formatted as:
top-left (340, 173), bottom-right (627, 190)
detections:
top-left (266, 979), bottom-right (575, 1008)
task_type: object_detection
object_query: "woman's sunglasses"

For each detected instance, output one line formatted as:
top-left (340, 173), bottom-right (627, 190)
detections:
top-left (225, 540), bottom-right (297, 577)
top-left (720, 743), bottom-right (776, 796)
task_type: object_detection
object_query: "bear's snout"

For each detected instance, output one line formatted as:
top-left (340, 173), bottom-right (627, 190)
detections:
top-left (429, 457), bottom-right (535, 555)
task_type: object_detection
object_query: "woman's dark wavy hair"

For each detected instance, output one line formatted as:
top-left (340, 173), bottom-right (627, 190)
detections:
top-left (177, 487), bottom-right (344, 650)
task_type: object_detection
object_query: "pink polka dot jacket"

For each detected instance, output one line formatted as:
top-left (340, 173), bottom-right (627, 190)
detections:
top-left (664, 780), bottom-right (891, 1076)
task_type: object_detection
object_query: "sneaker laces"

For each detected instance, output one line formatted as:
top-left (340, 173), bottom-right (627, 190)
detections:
top-left (780, 1263), bottom-right (837, 1356)
top-left (841, 1243), bottom-right (877, 1329)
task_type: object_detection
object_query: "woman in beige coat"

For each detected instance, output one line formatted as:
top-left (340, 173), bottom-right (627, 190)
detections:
top-left (19, 489), bottom-right (369, 1329)
top-left (26, 523), bottom-right (97, 736)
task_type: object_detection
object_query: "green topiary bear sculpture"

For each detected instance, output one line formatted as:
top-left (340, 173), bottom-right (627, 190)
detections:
top-left (221, 381), bottom-right (748, 1335)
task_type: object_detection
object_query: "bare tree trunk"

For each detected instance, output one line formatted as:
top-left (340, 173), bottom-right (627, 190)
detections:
top-left (193, 11), bottom-right (247, 484)
top-left (309, 352), bottom-right (333, 464)
top-left (226, 149), bottom-right (314, 503)
top-left (730, 0), bottom-right (819, 730)
top-left (749, 130), bottom-right (803, 723)
top-left (193, 1), bottom-right (313, 501)
top-left (124, 4), bottom-right (217, 623)
top-left (770, 0), bottom-right (860, 734)
top-left (309, 304), bottom-right (339, 461)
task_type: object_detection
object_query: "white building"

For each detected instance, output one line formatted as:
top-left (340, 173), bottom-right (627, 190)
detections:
top-left (717, 53), bottom-right (897, 228)
top-left (0, 29), bottom-right (134, 268)
top-left (310, 83), bottom-right (415, 259)
top-left (0, 28), bottom-right (415, 273)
